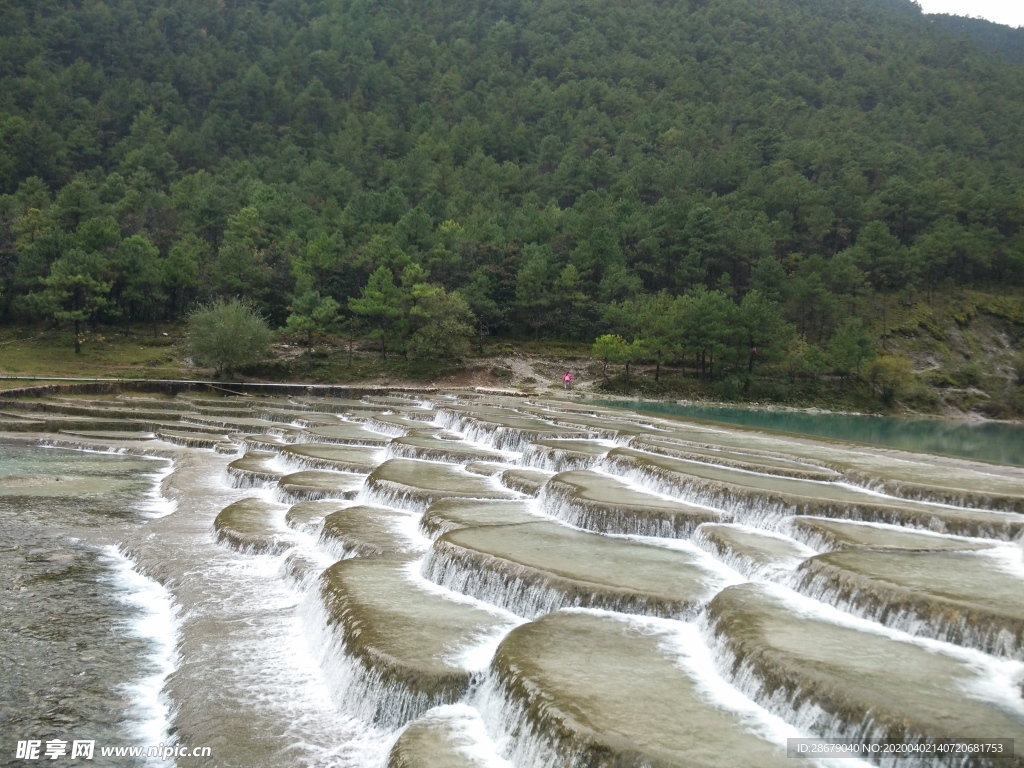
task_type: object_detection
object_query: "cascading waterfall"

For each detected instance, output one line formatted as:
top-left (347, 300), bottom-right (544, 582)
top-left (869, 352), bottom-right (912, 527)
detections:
top-left (432, 410), bottom-right (509, 450)
top-left (430, 407), bottom-right (477, 434)
top-left (422, 541), bottom-right (699, 620)
top-left (359, 479), bottom-right (438, 514)
top-left (422, 543), bottom-right (577, 620)
top-left (839, 469), bottom-right (1024, 514)
top-left (300, 589), bottom-right (458, 729)
top-left (537, 476), bottom-right (723, 538)
top-left (699, 582), bottom-right (1024, 768)
top-left (471, 672), bottom-right (572, 768)
top-left (471, 609), bottom-right (813, 768)
top-left (104, 546), bottom-right (180, 747)
top-left (384, 441), bottom-right (428, 461)
top-left (274, 485), bottom-right (360, 504)
top-left (520, 442), bottom-right (603, 472)
top-left (790, 560), bottom-right (1024, 659)
top-left (37, 437), bottom-right (132, 454)
top-left (692, 523), bottom-right (815, 582)
top-left (7, 390), bottom-right (1024, 768)
top-left (156, 431), bottom-right (228, 450)
top-left (280, 549), bottom-right (331, 591)
top-left (226, 468), bottom-right (280, 489)
top-left (600, 453), bottom-right (799, 527)
top-left (361, 417), bottom-right (414, 437)
top-left (385, 703), bottom-right (514, 768)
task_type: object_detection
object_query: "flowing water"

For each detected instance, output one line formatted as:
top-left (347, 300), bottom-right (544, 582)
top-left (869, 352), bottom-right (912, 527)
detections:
top-left (0, 444), bottom-right (176, 766)
top-left (599, 400), bottom-right (1024, 467)
top-left (2, 392), bottom-right (1024, 768)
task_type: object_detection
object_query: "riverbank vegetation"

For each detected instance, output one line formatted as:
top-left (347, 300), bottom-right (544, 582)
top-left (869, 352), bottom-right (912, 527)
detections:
top-left (1, 0), bottom-right (1023, 415)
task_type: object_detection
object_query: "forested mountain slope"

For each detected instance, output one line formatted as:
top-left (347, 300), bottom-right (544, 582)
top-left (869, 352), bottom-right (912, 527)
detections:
top-left (1, 0), bottom-right (1023, 409)
top-left (927, 14), bottom-right (1024, 65)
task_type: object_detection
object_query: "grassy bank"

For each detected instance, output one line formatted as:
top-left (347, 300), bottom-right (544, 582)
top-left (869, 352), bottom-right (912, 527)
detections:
top-left (3, 291), bottom-right (1023, 421)
top-left (0, 328), bottom-right (186, 379)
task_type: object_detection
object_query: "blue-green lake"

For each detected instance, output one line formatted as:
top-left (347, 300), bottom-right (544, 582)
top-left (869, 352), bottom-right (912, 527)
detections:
top-left (593, 400), bottom-right (1024, 467)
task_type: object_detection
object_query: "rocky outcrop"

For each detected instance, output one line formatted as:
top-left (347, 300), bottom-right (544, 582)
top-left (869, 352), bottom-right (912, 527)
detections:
top-left (542, 469), bottom-right (728, 537)
top-left (480, 611), bottom-right (791, 768)
top-left (706, 583), bottom-right (1024, 767)
top-left (604, 448), bottom-right (1024, 539)
top-left (213, 498), bottom-right (292, 555)
top-left (320, 505), bottom-right (420, 559)
top-left (420, 499), bottom-right (540, 539)
top-left (794, 550), bottom-right (1024, 658)
top-left (694, 523), bottom-right (812, 579)
top-left (364, 459), bottom-right (517, 512)
top-left (276, 470), bottom-right (364, 501)
top-left (317, 557), bottom-right (513, 728)
top-left (424, 522), bottom-right (719, 619)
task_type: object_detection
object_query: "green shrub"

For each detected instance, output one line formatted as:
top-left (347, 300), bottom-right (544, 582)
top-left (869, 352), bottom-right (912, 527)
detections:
top-left (950, 362), bottom-right (984, 388)
top-left (142, 336), bottom-right (175, 347)
top-left (186, 298), bottom-right (272, 376)
top-left (867, 354), bottom-right (915, 405)
top-left (1012, 353), bottom-right (1024, 387)
top-left (490, 365), bottom-right (514, 381)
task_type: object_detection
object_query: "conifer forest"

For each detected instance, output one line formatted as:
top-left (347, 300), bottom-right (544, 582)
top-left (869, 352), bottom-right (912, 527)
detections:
top-left (2, 0), bottom-right (1024, 410)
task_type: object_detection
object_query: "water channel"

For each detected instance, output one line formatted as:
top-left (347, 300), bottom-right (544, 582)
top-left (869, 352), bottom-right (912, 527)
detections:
top-left (597, 400), bottom-right (1024, 467)
top-left (1, 391), bottom-right (1022, 767)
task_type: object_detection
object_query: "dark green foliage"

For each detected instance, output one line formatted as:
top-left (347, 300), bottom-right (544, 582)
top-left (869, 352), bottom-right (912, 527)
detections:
top-left (868, 354), bottom-right (915, 404)
top-left (407, 283), bottom-right (475, 361)
top-left (348, 266), bottom-right (406, 360)
top-left (37, 250), bottom-right (111, 353)
top-left (927, 15), bottom-right (1024, 64)
top-left (285, 272), bottom-right (342, 368)
top-left (593, 334), bottom-right (641, 383)
top-left (111, 234), bottom-right (162, 333)
top-left (828, 317), bottom-right (874, 379)
top-left (0, 0), bottom-right (1022, 398)
top-left (186, 297), bottom-right (272, 375)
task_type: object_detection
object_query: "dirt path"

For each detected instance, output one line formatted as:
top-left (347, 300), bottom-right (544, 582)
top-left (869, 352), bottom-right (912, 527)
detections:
top-left (372, 353), bottom-right (601, 398)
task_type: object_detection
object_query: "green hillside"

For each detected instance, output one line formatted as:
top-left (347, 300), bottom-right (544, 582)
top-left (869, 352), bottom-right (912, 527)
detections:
top-left (1, 0), bottom-right (1023, 412)
top-left (927, 14), bottom-right (1024, 65)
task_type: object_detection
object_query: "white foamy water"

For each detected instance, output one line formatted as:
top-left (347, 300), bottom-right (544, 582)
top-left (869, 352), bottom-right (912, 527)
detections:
top-left (396, 704), bottom-right (516, 768)
top-left (183, 538), bottom-right (391, 766)
top-left (657, 617), bottom-right (811, 744)
top-left (399, 557), bottom-right (525, 671)
top-left (387, 508), bottom-right (434, 552)
top-left (832, 479), bottom-right (999, 512)
top-left (784, 514), bottom-right (997, 549)
top-left (402, 558), bottom-right (523, 621)
top-left (16, 393), bottom-right (1023, 767)
top-left (589, 609), bottom-right (874, 768)
top-left (38, 440), bottom-right (130, 454)
top-left (139, 450), bottom-right (394, 766)
top-left (756, 581), bottom-right (1024, 716)
top-left (258, 563), bottom-right (391, 766)
top-left (980, 543), bottom-right (1024, 581)
top-left (519, 495), bottom-right (748, 590)
top-left (427, 412), bottom-right (524, 462)
top-left (101, 546), bottom-right (179, 754)
top-left (140, 457), bottom-right (178, 518)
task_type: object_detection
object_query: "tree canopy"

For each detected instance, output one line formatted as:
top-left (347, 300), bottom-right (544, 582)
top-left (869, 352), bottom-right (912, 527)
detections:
top-left (0, 0), bottom-right (1022, 389)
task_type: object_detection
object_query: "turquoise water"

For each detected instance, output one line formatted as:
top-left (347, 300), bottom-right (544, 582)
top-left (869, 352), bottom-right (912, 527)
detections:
top-left (593, 401), bottom-right (1024, 467)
